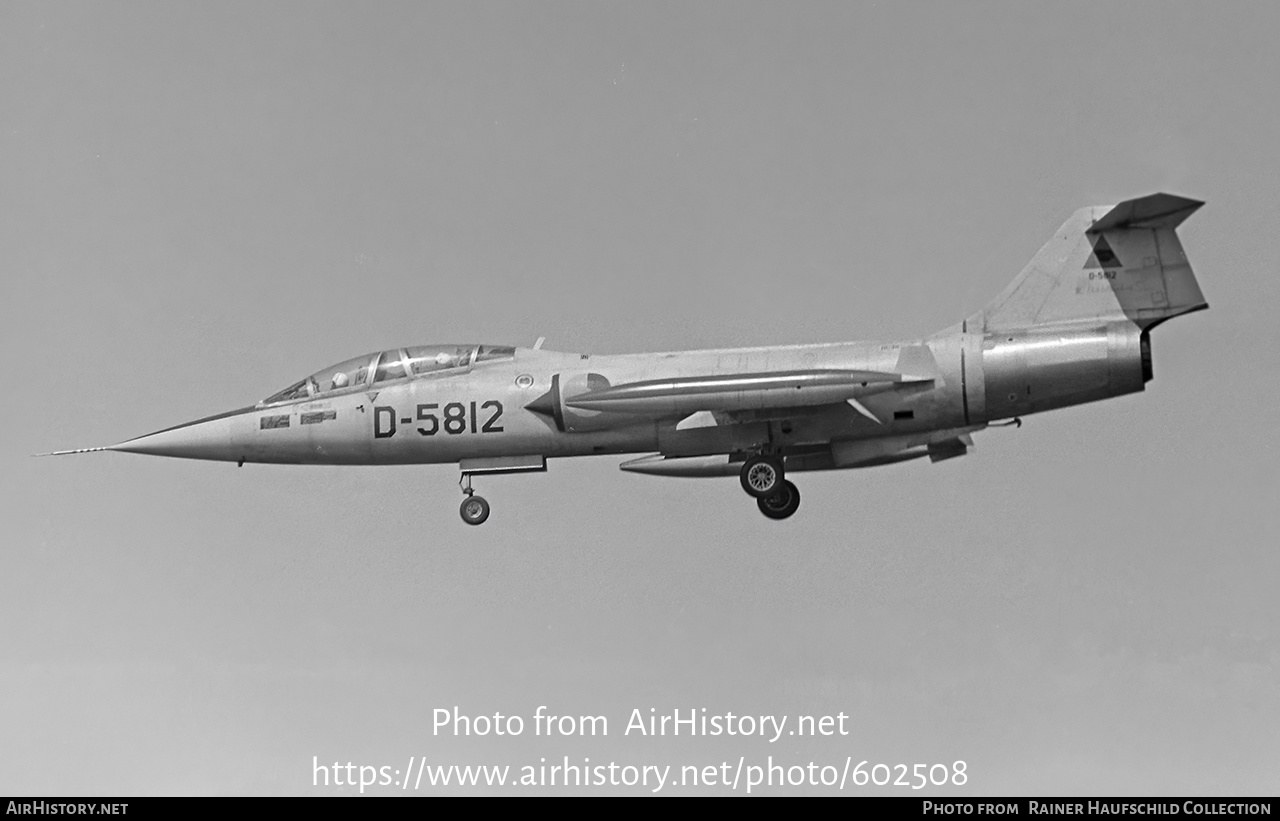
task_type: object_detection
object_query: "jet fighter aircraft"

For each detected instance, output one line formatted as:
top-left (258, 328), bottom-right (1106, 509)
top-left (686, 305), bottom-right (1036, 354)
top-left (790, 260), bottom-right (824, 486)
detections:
top-left (43, 193), bottom-right (1207, 525)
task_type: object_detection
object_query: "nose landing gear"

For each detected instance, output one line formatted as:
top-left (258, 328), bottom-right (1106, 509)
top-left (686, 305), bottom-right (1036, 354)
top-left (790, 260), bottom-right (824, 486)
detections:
top-left (458, 472), bottom-right (490, 526)
top-left (452, 456), bottom-right (547, 526)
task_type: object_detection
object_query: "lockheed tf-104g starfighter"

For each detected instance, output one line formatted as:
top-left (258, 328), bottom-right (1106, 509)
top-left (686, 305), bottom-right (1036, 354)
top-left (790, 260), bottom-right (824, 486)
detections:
top-left (44, 193), bottom-right (1207, 525)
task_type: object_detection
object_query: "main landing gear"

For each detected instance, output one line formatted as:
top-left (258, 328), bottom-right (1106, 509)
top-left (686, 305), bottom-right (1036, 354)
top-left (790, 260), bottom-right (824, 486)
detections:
top-left (458, 472), bottom-right (490, 526)
top-left (739, 454), bottom-right (800, 520)
top-left (757, 480), bottom-right (800, 520)
top-left (740, 454), bottom-right (783, 497)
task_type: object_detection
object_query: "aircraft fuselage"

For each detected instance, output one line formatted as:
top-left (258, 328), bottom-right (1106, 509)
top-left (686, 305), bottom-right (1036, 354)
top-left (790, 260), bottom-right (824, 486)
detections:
top-left (44, 193), bottom-right (1207, 524)
top-left (105, 323), bottom-right (1149, 471)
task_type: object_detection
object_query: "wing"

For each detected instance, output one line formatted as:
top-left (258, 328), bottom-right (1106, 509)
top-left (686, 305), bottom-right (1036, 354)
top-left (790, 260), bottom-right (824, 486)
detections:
top-left (619, 430), bottom-right (978, 476)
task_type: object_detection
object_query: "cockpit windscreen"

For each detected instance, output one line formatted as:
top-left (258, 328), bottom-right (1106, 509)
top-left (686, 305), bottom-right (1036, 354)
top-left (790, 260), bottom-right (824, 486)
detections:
top-left (261, 344), bottom-right (515, 405)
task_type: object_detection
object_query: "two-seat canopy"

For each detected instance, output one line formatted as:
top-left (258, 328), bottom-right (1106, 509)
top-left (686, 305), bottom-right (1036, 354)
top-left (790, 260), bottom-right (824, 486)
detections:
top-left (261, 345), bottom-right (515, 405)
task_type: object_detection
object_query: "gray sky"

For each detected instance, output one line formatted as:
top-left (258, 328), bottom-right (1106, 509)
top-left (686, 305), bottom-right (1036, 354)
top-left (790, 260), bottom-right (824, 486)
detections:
top-left (3, 1), bottom-right (1278, 795)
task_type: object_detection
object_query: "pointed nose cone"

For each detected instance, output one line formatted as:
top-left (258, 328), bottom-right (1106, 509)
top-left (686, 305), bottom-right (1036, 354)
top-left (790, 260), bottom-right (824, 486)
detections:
top-left (110, 406), bottom-right (251, 461)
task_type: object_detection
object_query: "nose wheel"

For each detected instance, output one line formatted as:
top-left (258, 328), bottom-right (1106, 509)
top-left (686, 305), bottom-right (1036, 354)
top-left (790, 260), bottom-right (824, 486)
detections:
top-left (458, 472), bottom-right (490, 525)
top-left (460, 495), bottom-right (490, 526)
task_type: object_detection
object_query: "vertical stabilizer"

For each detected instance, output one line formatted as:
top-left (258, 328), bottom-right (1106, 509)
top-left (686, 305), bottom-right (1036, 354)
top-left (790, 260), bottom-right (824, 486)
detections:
top-left (970, 193), bottom-right (1207, 332)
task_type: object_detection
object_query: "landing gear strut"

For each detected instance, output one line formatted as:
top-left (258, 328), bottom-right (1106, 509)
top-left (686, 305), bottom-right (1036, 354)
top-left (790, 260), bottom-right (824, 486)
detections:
top-left (757, 480), bottom-right (800, 520)
top-left (458, 472), bottom-right (490, 526)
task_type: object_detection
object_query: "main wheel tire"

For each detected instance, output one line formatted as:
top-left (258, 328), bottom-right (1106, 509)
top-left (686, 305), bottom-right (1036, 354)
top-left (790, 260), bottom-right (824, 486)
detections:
top-left (740, 455), bottom-right (784, 498)
top-left (757, 480), bottom-right (800, 520)
top-left (459, 495), bottom-right (491, 525)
